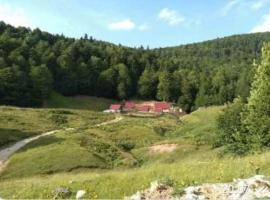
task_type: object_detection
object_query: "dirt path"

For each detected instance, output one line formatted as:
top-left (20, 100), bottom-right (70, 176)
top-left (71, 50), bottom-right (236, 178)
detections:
top-left (0, 128), bottom-right (74, 171)
top-left (0, 116), bottom-right (123, 172)
top-left (95, 116), bottom-right (123, 127)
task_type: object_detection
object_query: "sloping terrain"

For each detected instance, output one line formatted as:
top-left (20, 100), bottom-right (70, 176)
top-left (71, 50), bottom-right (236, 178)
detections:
top-left (1, 106), bottom-right (270, 199)
top-left (0, 104), bottom-right (179, 179)
top-left (0, 106), bottom-right (113, 148)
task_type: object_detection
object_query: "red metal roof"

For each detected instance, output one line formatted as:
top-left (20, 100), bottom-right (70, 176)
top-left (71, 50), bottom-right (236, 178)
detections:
top-left (124, 101), bottom-right (135, 110)
top-left (137, 105), bottom-right (150, 112)
top-left (110, 104), bottom-right (122, 110)
top-left (154, 102), bottom-right (171, 110)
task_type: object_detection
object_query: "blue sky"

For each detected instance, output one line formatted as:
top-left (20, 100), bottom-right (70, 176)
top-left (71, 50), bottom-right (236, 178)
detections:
top-left (0, 0), bottom-right (270, 47)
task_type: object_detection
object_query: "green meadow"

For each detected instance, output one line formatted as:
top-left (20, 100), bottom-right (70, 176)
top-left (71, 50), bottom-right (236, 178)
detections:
top-left (1, 101), bottom-right (269, 199)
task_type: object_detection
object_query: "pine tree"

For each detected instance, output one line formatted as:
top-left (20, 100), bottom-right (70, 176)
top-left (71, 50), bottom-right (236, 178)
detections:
top-left (243, 43), bottom-right (270, 146)
top-left (156, 71), bottom-right (173, 101)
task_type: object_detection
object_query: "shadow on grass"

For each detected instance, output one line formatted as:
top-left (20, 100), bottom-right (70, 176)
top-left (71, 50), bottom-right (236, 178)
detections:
top-left (0, 128), bottom-right (36, 148)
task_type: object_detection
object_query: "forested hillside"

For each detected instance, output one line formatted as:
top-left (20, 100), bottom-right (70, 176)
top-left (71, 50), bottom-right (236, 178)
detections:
top-left (0, 21), bottom-right (269, 111)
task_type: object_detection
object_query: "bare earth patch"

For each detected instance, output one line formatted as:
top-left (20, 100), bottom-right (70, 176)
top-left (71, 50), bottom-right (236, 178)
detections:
top-left (149, 143), bottom-right (178, 154)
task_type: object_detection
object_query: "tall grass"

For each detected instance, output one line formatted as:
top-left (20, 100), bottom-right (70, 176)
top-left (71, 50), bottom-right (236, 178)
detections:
top-left (1, 148), bottom-right (270, 199)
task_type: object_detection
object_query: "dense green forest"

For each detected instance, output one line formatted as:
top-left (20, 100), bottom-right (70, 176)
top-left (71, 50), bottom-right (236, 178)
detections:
top-left (0, 21), bottom-right (269, 112)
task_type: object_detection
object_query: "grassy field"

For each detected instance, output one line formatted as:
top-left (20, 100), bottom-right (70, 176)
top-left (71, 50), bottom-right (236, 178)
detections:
top-left (0, 113), bottom-right (179, 179)
top-left (1, 106), bottom-right (270, 199)
top-left (45, 92), bottom-right (116, 111)
top-left (1, 149), bottom-right (268, 199)
top-left (0, 106), bottom-right (114, 148)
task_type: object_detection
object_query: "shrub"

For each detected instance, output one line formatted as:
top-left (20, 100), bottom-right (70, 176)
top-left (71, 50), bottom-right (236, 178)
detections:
top-left (49, 114), bottom-right (68, 126)
top-left (217, 98), bottom-right (245, 146)
top-left (50, 109), bottom-right (74, 115)
top-left (153, 126), bottom-right (168, 136)
top-left (216, 98), bottom-right (253, 154)
top-left (117, 141), bottom-right (135, 151)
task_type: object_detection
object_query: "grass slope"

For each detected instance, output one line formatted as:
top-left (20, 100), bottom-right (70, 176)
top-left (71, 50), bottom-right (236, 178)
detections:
top-left (0, 106), bottom-right (114, 148)
top-left (45, 92), bottom-right (115, 111)
top-left (1, 106), bottom-right (269, 199)
top-left (0, 111), bottom-right (177, 179)
top-left (1, 149), bottom-right (269, 199)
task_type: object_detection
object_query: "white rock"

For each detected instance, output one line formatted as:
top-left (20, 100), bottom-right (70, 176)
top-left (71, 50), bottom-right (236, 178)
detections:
top-left (129, 192), bottom-right (142, 200)
top-left (127, 175), bottom-right (270, 200)
top-left (76, 190), bottom-right (86, 199)
top-left (149, 181), bottom-right (159, 193)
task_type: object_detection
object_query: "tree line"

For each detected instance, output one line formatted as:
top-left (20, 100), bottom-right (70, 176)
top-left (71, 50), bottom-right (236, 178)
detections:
top-left (0, 21), bottom-right (269, 112)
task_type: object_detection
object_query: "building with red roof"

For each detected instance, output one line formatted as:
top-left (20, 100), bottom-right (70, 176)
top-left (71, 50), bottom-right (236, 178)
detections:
top-left (104, 101), bottom-right (173, 114)
top-left (154, 102), bottom-right (171, 113)
top-left (124, 101), bottom-right (136, 110)
top-left (109, 104), bottom-right (122, 112)
top-left (137, 105), bottom-right (150, 112)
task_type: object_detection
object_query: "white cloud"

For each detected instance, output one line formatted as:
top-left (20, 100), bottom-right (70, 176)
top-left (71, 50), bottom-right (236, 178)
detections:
top-left (251, 0), bottom-right (269, 10)
top-left (222, 0), bottom-right (241, 16)
top-left (138, 24), bottom-right (149, 31)
top-left (251, 1), bottom-right (264, 10)
top-left (251, 12), bottom-right (270, 32)
top-left (221, 0), bottom-right (270, 16)
top-left (108, 19), bottom-right (135, 31)
top-left (158, 8), bottom-right (185, 26)
top-left (0, 4), bottom-right (33, 28)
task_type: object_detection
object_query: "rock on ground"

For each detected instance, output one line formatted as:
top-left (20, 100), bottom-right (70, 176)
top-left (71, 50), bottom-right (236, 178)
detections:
top-left (53, 187), bottom-right (71, 199)
top-left (126, 181), bottom-right (175, 200)
top-left (126, 175), bottom-right (270, 200)
top-left (76, 190), bottom-right (86, 199)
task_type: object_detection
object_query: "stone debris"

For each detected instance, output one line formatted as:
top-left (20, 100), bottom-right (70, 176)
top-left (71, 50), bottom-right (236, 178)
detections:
top-left (53, 187), bottom-right (71, 199)
top-left (76, 190), bottom-right (86, 199)
top-left (127, 181), bottom-right (175, 200)
top-left (181, 175), bottom-right (270, 200)
top-left (126, 175), bottom-right (270, 200)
